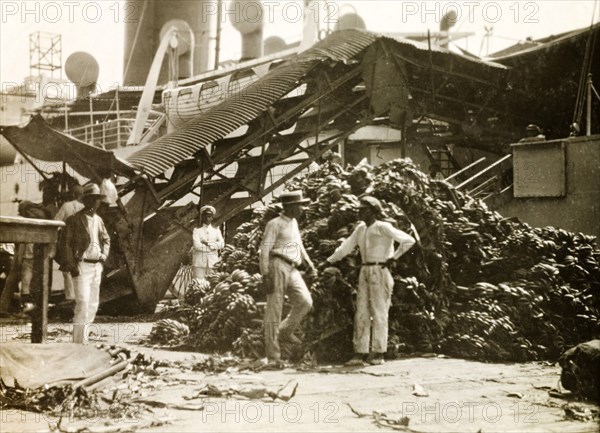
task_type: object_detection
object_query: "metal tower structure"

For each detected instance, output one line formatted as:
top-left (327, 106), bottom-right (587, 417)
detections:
top-left (29, 31), bottom-right (62, 78)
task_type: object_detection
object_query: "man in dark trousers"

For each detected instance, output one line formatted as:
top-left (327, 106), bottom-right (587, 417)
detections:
top-left (60, 183), bottom-right (110, 344)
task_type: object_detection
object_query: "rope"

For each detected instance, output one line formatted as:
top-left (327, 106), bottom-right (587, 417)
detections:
top-left (592, 83), bottom-right (600, 101)
top-left (572, 0), bottom-right (598, 128)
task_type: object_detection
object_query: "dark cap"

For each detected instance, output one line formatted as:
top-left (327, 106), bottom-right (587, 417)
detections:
top-left (359, 195), bottom-right (384, 216)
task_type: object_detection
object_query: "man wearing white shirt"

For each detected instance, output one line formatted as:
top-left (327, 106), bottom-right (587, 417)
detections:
top-left (260, 191), bottom-right (317, 367)
top-left (326, 196), bottom-right (417, 366)
top-left (54, 186), bottom-right (84, 222)
top-left (99, 170), bottom-right (118, 206)
top-left (192, 206), bottom-right (224, 280)
top-left (60, 184), bottom-right (110, 344)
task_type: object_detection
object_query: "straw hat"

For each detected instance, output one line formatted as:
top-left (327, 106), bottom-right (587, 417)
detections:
top-left (81, 183), bottom-right (106, 199)
top-left (278, 191), bottom-right (310, 205)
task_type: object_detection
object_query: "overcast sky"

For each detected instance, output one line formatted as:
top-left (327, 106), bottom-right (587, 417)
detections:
top-left (0, 0), bottom-right (597, 93)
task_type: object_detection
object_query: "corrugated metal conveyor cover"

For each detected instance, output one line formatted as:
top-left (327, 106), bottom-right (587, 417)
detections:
top-left (126, 30), bottom-right (380, 178)
top-left (126, 29), bottom-right (507, 178)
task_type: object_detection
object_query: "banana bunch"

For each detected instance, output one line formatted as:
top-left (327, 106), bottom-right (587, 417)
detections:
top-left (318, 239), bottom-right (340, 256)
top-left (233, 231), bottom-right (251, 247)
top-left (304, 200), bottom-right (322, 220)
top-left (232, 327), bottom-right (264, 358)
top-left (226, 249), bottom-right (250, 271)
top-left (185, 278), bottom-right (211, 306)
top-left (244, 273), bottom-right (264, 299)
top-left (326, 198), bottom-right (360, 233)
top-left (149, 319), bottom-right (190, 345)
top-left (207, 271), bottom-right (231, 286)
top-left (321, 267), bottom-right (342, 288)
top-left (221, 244), bottom-right (236, 256)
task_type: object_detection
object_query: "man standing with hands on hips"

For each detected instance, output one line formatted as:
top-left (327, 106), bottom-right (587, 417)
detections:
top-left (260, 191), bottom-right (317, 367)
top-left (326, 196), bottom-right (417, 366)
top-left (60, 183), bottom-right (110, 344)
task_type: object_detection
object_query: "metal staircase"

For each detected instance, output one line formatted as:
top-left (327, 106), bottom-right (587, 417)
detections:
top-left (451, 154), bottom-right (513, 203)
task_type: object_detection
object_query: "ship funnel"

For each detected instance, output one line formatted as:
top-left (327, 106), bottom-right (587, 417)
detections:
top-left (231, 0), bottom-right (264, 61)
top-left (160, 19), bottom-right (195, 80)
top-left (123, 0), bottom-right (214, 86)
top-left (65, 52), bottom-right (99, 97)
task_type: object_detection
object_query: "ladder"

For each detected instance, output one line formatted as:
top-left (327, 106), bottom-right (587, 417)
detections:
top-left (425, 144), bottom-right (461, 177)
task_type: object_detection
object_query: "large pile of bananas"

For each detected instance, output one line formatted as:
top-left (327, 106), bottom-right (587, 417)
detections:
top-left (175, 159), bottom-right (599, 362)
top-left (184, 269), bottom-right (264, 351)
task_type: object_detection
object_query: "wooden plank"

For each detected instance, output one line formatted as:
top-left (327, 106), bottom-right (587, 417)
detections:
top-left (0, 216), bottom-right (63, 343)
top-left (0, 225), bottom-right (60, 244)
top-left (0, 217), bottom-right (63, 244)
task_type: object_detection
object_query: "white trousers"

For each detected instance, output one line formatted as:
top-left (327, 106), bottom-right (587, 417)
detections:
top-left (73, 261), bottom-right (102, 344)
top-left (264, 258), bottom-right (313, 361)
top-left (354, 265), bottom-right (394, 354)
top-left (192, 265), bottom-right (212, 280)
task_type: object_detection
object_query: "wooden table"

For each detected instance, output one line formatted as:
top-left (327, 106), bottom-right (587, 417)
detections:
top-left (0, 216), bottom-right (64, 343)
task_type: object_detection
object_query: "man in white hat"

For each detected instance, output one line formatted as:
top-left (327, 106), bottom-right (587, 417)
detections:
top-left (60, 183), bottom-right (110, 344)
top-left (192, 205), bottom-right (224, 280)
top-left (326, 196), bottom-right (417, 366)
top-left (260, 191), bottom-right (317, 367)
